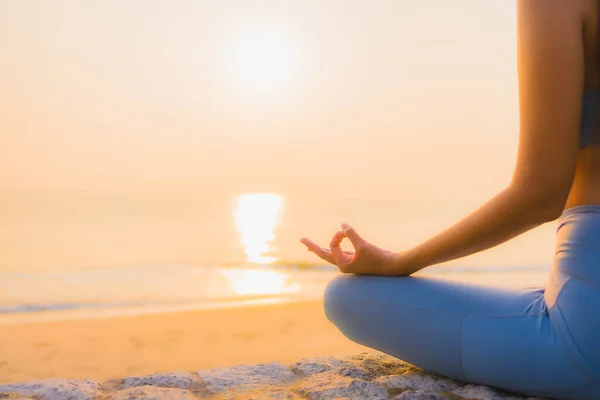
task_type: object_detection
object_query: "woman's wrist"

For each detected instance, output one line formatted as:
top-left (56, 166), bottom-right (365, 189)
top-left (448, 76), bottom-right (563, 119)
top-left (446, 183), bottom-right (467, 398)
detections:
top-left (390, 249), bottom-right (427, 276)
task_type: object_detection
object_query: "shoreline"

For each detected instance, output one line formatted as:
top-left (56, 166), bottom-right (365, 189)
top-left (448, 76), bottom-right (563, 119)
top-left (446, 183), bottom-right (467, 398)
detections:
top-left (0, 295), bottom-right (312, 325)
top-left (0, 267), bottom-right (551, 326)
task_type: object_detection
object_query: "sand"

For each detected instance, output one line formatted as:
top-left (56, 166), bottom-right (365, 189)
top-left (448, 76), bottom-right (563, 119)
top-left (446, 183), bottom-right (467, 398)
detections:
top-left (0, 300), bottom-right (373, 384)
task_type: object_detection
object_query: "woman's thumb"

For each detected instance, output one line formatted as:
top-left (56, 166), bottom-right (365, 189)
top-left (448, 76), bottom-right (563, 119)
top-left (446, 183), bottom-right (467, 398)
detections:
top-left (341, 223), bottom-right (364, 246)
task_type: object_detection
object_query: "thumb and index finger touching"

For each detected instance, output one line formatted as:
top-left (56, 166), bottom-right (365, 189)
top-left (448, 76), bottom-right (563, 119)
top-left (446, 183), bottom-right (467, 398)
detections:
top-left (300, 223), bottom-right (366, 267)
top-left (330, 223), bottom-right (365, 266)
top-left (340, 223), bottom-right (365, 247)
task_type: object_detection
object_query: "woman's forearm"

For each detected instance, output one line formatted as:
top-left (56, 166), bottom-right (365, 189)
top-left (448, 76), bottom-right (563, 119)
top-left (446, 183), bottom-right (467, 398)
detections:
top-left (398, 185), bottom-right (560, 274)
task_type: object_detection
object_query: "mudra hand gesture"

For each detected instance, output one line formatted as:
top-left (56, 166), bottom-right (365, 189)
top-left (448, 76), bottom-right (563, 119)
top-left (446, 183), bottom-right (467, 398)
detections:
top-left (300, 223), bottom-right (406, 276)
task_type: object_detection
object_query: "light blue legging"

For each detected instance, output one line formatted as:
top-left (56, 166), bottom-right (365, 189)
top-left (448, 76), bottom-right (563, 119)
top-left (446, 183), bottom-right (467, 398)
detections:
top-left (324, 205), bottom-right (600, 399)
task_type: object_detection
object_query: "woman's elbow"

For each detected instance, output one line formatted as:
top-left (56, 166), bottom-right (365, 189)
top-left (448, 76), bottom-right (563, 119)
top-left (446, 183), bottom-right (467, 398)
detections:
top-left (508, 184), bottom-right (568, 223)
top-left (537, 202), bottom-right (565, 222)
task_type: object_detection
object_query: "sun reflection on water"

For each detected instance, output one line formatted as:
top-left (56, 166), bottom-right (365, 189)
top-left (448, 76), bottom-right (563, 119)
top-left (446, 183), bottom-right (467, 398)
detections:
top-left (233, 193), bottom-right (283, 264)
top-left (219, 268), bottom-right (298, 297)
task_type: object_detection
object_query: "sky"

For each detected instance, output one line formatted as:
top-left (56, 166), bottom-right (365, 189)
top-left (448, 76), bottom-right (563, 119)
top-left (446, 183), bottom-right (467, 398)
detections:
top-left (0, 1), bottom-right (558, 272)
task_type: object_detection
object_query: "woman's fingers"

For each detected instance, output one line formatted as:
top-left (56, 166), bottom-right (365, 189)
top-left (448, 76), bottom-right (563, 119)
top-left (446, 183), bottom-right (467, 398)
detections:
top-left (329, 231), bottom-right (346, 265)
top-left (301, 234), bottom-right (356, 267)
top-left (341, 223), bottom-right (365, 248)
top-left (308, 247), bottom-right (354, 256)
top-left (310, 247), bottom-right (336, 265)
top-left (330, 231), bottom-right (357, 271)
top-left (300, 238), bottom-right (336, 265)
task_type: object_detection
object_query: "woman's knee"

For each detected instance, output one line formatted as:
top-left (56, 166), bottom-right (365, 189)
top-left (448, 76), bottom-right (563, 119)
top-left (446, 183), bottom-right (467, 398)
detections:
top-left (323, 273), bottom-right (358, 325)
top-left (323, 274), bottom-right (440, 329)
top-left (323, 274), bottom-right (423, 354)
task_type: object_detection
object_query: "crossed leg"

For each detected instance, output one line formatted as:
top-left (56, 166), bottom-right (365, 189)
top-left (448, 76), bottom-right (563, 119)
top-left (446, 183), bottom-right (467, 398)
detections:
top-left (324, 274), bottom-right (595, 399)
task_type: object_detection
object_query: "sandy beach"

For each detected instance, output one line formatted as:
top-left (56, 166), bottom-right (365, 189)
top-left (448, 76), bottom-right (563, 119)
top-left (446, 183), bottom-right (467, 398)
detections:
top-left (0, 300), bottom-right (373, 384)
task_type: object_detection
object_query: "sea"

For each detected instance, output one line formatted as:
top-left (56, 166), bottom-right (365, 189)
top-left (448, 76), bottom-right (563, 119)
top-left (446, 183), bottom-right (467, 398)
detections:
top-left (0, 263), bottom-right (552, 324)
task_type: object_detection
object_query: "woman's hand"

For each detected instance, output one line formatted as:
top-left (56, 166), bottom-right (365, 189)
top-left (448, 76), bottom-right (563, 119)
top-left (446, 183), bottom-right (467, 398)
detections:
top-left (300, 223), bottom-right (413, 276)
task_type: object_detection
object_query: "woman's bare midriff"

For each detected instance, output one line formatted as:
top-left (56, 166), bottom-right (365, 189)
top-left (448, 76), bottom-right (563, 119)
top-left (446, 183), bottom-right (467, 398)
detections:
top-left (565, 147), bottom-right (600, 209)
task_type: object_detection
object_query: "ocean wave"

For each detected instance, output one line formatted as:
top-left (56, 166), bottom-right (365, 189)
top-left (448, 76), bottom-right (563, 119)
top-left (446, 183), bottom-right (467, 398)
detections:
top-left (0, 300), bottom-right (153, 314)
top-left (0, 293), bottom-right (301, 315)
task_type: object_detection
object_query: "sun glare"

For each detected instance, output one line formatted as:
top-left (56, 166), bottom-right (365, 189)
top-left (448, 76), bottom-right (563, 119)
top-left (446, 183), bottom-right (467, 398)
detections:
top-left (234, 193), bottom-right (283, 264)
top-left (226, 28), bottom-right (296, 94)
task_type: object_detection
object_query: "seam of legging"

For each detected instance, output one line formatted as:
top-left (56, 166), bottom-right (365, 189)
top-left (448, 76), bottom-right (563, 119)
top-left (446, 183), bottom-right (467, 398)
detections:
top-left (547, 279), bottom-right (583, 378)
top-left (554, 302), bottom-right (600, 385)
top-left (551, 279), bottom-right (599, 385)
top-left (560, 271), bottom-right (600, 290)
top-left (459, 310), bottom-right (599, 395)
top-left (457, 317), bottom-right (469, 383)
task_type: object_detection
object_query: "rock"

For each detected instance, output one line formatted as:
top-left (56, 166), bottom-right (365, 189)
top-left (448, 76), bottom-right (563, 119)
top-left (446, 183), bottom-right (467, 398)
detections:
top-left (343, 353), bottom-right (414, 378)
top-left (289, 360), bottom-right (332, 376)
top-left (106, 386), bottom-right (195, 400)
top-left (0, 354), bottom-right (551, 400)
top-left (122, 373), bottom-right (201, 390)
top-left (290, 353), bottom-right (411, 381)
top-left (296, 373), bottom-right (388, 400)
top-left (0, 380), bottom-right (101, 400)
top-left (390, 390), bottom-right (450, 399)
top-left (214, 385), bottom-right (298, 400)
top-left (375, 371), bottom-right (461, 392)
top-left (0, 394), bottom-right (36, 400)
top-left (290, 357), bottom-right (359, 378)
top-left (197, 363), bottom-right (297, 395)
top-left (337, 365), bottom-right (372, 380)
top-left (450, 384), bottom-right (523, 400)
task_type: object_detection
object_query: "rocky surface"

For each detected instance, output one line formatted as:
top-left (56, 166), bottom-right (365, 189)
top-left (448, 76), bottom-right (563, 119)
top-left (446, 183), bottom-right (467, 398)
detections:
top-left (0, 353), bottom-right (549, 400)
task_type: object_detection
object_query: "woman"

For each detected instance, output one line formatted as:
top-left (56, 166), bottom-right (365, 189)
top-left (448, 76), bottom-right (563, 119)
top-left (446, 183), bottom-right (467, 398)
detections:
top-left (301, 1), bottom-right (600, 399)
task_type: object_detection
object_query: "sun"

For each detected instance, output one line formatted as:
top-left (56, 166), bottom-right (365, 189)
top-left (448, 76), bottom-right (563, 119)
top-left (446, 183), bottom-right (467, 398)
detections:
top-left (226, 29), bottom-right (296, 94)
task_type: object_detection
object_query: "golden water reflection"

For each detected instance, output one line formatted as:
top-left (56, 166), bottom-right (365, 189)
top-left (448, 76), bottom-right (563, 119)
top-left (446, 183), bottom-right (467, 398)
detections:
top-left (219, 268), bottom-right (299, 297)
top-left (233, 193), bottom-right (283, 264)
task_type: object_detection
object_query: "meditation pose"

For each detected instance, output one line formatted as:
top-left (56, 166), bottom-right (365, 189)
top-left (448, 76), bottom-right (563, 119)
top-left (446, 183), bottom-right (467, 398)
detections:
top-left (301, 1), bottom-right (600, 399)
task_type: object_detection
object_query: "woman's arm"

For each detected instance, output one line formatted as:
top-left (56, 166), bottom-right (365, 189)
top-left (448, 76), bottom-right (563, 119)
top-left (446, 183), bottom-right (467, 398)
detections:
top-left (397, 0), bottom-right (584, 275)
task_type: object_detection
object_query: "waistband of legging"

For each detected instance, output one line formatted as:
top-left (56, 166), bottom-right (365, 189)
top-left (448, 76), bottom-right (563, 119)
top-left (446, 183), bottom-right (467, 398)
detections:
top-left (559, 204), bottom-right (600, 220)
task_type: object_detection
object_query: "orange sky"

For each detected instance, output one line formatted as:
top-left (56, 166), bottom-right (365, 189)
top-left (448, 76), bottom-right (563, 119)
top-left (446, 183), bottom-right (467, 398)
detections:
top-left (0, 1), bottom-right (558, 271)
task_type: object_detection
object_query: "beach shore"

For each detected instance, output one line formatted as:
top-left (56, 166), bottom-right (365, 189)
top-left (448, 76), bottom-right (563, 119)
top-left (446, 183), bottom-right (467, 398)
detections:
top-left (0, 300), bottom-right (372, 384)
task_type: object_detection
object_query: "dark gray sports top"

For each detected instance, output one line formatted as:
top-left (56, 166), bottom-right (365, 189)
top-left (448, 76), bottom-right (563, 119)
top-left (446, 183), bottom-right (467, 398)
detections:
top-left (580, 89), bottom-right (600, 148)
